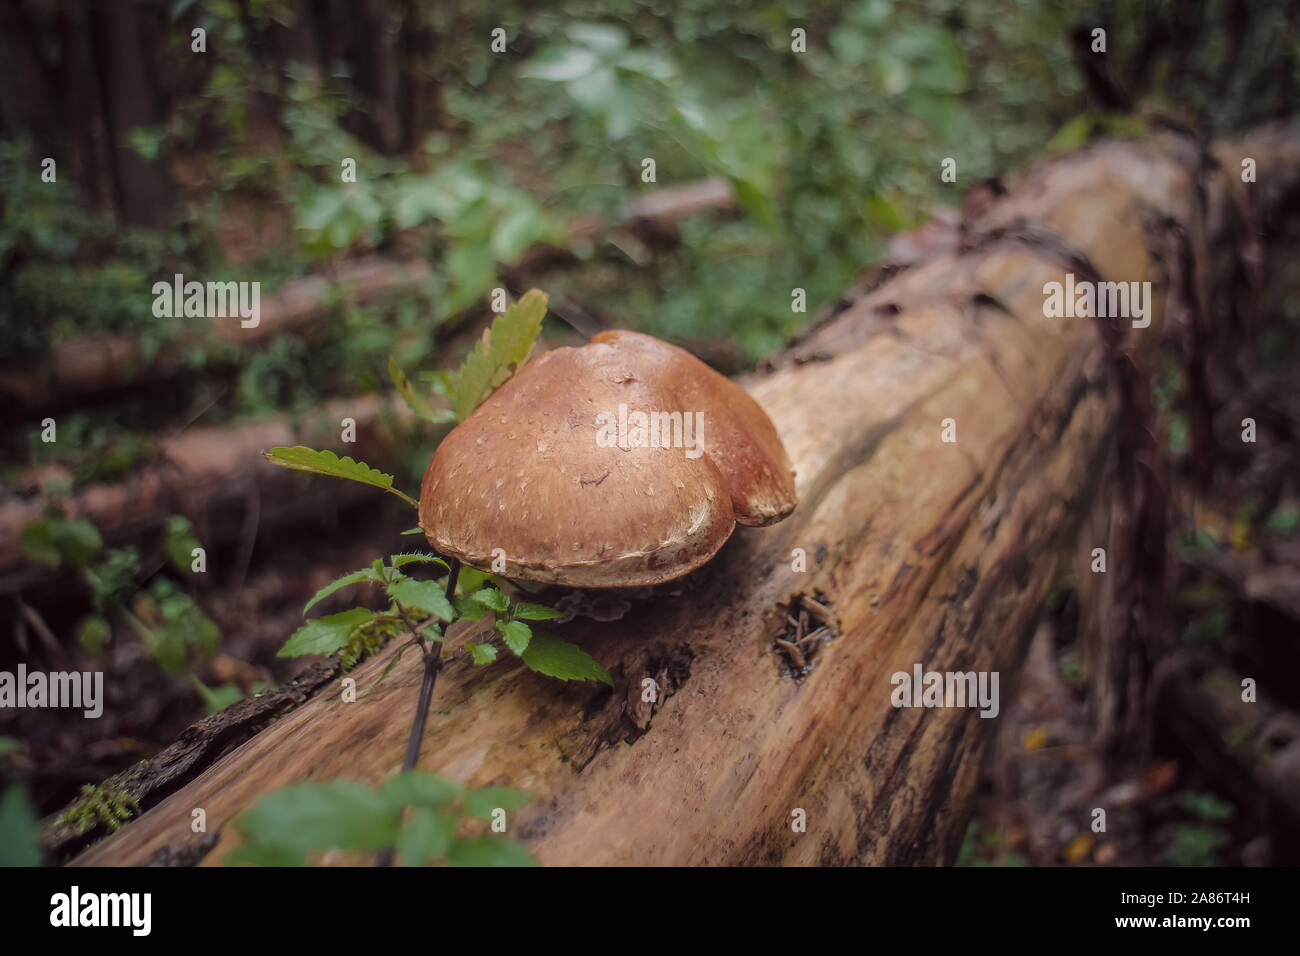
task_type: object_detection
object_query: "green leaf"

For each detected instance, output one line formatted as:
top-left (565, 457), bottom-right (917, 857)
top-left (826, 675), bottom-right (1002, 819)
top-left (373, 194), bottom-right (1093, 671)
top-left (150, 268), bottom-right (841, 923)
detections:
top-left (263, 446), bottom-right (418, 508)
top-left (278, 607), bottom-right (375, 658)
top-left (387, 577), bottom-right (454, 621)
top-left (390, 553), bottom-right (450, 572)
top-left (20, 516), bottom-right (102, 568)
top-left (466, 641), bottom-right (498, 665)
top-left (471, 587), bottom-right (509, 613)
top-left (397, 808), bottom-right (458, 866)
top-left (77, 615), bottom-right (112, 656)
top-left (497, 620), bottom-right (532, 655)
top-left (513, 602), bottom-right (562, 621)
top-left (388, 355), bottom-right (455, 424)
top-left (1046, 113), bottom-right (1097, 154)
top-left (567, 22), bottom-right (628, 55)
top-left (303, 568), bottom-right (383, 615)
top-left (462, 786), bottom-right (533, 820)
top-left (520, 632), bottom-right (613, 686)
top-left (454, 594), bottom-right (489, 621)
top-left (456, 567), bottom-right (491, 592)
top-left (165, 515), bottom-right (202, 573)
top-left (519, 45), bottom-right (602, 82)
top-left (0, 786), bottom-right (42, 867)
top-left (400, 526), bottom-right (424, 536)
top-left (18, 520), bottom-right (60, 566)
top-left (449, 290), bottom-right (548, 420)
top-left (53, 517), bottom-right (104, 566)
top-left (383, 771), bottom-right (463, 809)
top-left (1267, 505), bottom-right (1300, 535)
top-left (228, 780), bottom-right (400, 865)
top-left (1178, 791), bottom-right (1236, 823)
top-left (446, 835), bottom-right (537, 867)
top-left (191, 677), bottom-right (244, 715)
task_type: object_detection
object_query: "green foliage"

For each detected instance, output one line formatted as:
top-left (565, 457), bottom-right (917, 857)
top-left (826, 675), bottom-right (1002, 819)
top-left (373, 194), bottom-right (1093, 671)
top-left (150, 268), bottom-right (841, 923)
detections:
top-left (1166, 791), bottom-right (1235, 866)
top-left (1266, 505), bottom-right (1300, 536)
top-left (303, 568), bottom-right (384, 616)
top-left (389, 355), bottom-right (453, 424)
top-left (227, 772), bottom-right (535, 866)
top-left (165, 515), bottom-right (203, 573)
top-left (514, 602), bottom-right (564, 621)
top-left (55, 784), bottom-right (139, 836)
top-left (279, 553), bottom-right (609, 685)
top-left (1181, 607), bottom-right (1230, 647)
top-left (263, 446), bottom-right (419, 507)
top-left (446, 290), bottom-right (549, 420)
top-left (19, 510), bottom-right (231, 704)
top-left (281, 553), bottom-right (457, 662)
top-left (0, 785), bottom-right (42, 867)
top-left (520, 631), bottom-right (612, 685)
top-left (1178, 790), bottom-right (1235, 823)
top-left (279, 607), bottom-right (377, 659)
top-left (19, 515), bottom-right (102, 568)
top-left (132, 577), bottom-right (222, 675)
top-left (955, 819), bottom-right (1023, 867)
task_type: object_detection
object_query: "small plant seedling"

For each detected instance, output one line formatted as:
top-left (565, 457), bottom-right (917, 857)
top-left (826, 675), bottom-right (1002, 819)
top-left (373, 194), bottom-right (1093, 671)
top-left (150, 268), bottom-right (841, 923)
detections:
top-left (253, 289), bottom-right (609, 866)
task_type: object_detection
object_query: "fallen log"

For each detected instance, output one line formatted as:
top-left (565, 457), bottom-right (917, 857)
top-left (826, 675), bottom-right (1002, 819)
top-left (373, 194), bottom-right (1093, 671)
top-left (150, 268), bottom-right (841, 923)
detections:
top-left (72, 123), bottom-right (1297, 866)
top-left (0, 394), bottom-right (414, 595)
top-left (0, 180), bottom-right (736, 414)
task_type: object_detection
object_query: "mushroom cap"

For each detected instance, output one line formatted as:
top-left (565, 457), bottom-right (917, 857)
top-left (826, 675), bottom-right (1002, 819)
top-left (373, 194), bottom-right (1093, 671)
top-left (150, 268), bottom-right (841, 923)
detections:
top-left (420, 330), bottom-right (796, 587)
top-left (590, 330), bottom-right (797, 526)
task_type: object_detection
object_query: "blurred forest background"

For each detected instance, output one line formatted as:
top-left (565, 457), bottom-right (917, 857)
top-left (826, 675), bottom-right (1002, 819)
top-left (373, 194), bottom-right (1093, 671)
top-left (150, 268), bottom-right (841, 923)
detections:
top-left (2, 0), bottom-right (1299, 866)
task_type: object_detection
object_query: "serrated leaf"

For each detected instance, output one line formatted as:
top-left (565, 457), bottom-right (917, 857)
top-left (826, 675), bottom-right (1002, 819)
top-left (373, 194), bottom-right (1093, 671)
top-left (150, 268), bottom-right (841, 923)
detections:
top-left (387, 577), bottom-right (454, 621)
top-left (278, 607), bottom-right (375, 658)
top-left (454, 594), bottom-right (489, 621)
top-left (383, 771), bottom-right (463, 809)
top-left (520, 632), bottom-right (613, 686)
top-left (471, 587), bottom-right (509, 613)
top-left (263, 446), bottom-right (418, 508)
top-left (513, 602), bottom-right (563, 621)
top-left (390, 553), bottom-right (450, 572)
top-left (446, 835), bottom-right (537, 867)
top-left (397, 807), bottom-right (459, 866)
top-left (497, 619), bottom-right (532, 655)
top-left (303, 568), bottom-right (383, 615)
top-left (450, 290), bottom-right (548, 420)
top-left (466, 641), bottom-right (498, 666)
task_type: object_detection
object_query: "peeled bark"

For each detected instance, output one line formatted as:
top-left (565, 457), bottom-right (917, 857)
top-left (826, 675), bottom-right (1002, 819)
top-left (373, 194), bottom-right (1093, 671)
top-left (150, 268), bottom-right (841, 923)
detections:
top-left (71, 122), bottom-right (1300, 867)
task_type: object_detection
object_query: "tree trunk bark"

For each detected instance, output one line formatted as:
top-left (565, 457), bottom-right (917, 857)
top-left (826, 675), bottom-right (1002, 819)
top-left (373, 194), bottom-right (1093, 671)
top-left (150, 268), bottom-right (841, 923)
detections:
top-left (69, 121), bottom-right (1300, 866)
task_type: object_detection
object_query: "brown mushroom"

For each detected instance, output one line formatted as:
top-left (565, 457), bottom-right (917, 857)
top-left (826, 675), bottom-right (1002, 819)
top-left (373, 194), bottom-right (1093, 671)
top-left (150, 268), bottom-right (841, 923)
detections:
top-left (419, 331), bottom-right (796, 587)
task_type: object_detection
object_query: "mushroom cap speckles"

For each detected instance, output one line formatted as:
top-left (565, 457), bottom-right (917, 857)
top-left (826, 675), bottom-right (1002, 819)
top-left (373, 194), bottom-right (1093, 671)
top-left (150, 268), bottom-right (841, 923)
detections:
top-left (419, 331), bottom-right (797, 587)
top-left (589, 330), bottom-right (797, 525)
